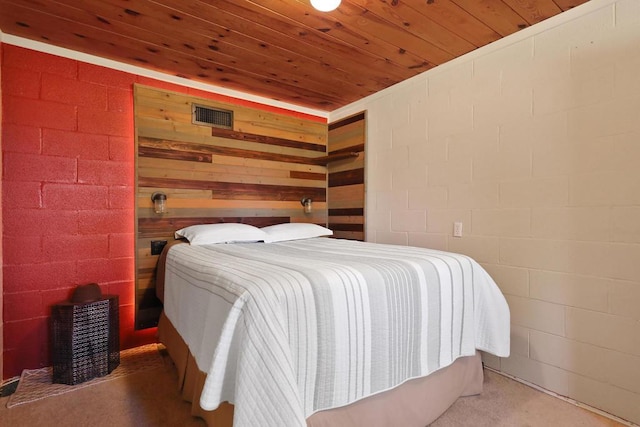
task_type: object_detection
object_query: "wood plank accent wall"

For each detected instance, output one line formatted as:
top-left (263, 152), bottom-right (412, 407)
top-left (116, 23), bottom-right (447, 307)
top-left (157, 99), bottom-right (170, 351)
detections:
top-left (134, 84), bottom-right (328, 329)
top-left (327, 112), bottom-right (366, 241)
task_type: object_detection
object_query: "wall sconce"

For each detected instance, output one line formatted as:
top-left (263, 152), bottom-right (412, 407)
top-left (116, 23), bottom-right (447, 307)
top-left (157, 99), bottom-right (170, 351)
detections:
top-left (151, 192), bottom-right (167, 214)
top-left (311, 0), bottom-right (341, 12)
top-left (301, 197), bottom-right (313, 214)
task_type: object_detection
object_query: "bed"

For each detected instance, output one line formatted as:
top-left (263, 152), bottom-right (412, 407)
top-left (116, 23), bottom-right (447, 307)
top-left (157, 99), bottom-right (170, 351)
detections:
top-left (155, 223), bottom-right (510, 426)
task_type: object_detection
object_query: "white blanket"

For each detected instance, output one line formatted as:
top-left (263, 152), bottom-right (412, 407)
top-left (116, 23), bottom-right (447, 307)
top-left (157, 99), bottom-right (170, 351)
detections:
top-left (163, 238), bottom-right (510, 427)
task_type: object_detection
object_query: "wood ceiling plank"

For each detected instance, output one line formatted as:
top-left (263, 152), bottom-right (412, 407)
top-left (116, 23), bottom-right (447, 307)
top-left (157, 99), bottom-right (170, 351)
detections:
top-left (402, 0), bottom-right (502, 47)
top-left (0, 1), bottom-right (348, 108)
top-left (103, 0), bottom-right (408, 88)
top-left (451, 0), bottom-right (531, 36)
top-left (0, 0), bottom-right (589, 110)
top-left (237, 0), bottom-right (436, 70)
top-left (350, 0), bottom-right (478, 56)
top-left (553, 0), bottom-right (590, 11)
top-left (305, 0), bottom-right (456, 65)
top-left (13, 0), bottom-right (240, 67)
top-left (41, 0), bottom-right (378, 101)
top-left (501, 0), bottom-right (562, 25)
top-left (161, 0), bottom-right (416, 81)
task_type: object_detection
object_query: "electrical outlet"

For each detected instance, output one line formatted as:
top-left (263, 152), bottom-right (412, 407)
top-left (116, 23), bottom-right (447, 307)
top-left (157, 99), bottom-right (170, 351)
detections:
top-left (151, 240), bottom-right (168, 255)
top-left (453, 222), bottom-right (463, 238)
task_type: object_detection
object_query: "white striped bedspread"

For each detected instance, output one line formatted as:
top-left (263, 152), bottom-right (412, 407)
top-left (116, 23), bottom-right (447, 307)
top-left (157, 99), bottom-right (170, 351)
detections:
top-left (163, 237), bottom-right (510, 427)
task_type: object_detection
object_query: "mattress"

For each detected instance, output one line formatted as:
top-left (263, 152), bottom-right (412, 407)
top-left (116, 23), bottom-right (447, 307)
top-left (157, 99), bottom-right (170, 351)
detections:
top-left (161, 237), bottom-right (510, 427)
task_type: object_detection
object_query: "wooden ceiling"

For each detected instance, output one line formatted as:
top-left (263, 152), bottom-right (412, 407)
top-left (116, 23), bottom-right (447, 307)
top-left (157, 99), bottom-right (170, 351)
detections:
top-left (0, 0), bottom-right (589, 112)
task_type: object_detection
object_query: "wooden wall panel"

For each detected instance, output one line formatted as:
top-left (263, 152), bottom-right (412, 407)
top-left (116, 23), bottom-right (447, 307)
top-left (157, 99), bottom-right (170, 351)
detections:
top-left (327, 112), bottom-right (366, 241)
top-left (134, 84), bottom-right (328, 329)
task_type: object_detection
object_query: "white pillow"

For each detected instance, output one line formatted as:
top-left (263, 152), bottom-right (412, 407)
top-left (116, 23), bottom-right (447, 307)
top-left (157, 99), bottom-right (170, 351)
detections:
top-left (174, 223), bottom-right (267, 245)
top-left (261, 223), bottom-right (333, 243)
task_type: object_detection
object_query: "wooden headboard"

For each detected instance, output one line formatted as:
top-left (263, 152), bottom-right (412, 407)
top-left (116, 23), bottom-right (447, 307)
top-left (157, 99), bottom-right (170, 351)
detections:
top-left (133, 84), bottom-right (331, 329)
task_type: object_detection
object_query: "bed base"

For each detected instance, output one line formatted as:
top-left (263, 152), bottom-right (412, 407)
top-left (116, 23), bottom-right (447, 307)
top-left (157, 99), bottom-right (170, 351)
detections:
top-left (158, 312), bottom-right (484, 426)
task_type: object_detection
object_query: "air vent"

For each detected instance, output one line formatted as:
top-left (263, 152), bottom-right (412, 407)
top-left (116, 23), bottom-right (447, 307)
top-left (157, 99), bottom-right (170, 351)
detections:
top-left (192, 104), bottom-right (233, 129)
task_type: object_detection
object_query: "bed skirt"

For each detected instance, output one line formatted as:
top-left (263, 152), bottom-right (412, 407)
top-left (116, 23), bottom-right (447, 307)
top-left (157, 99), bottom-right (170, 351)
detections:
top-left (158, 312), bottom-right (484, 426)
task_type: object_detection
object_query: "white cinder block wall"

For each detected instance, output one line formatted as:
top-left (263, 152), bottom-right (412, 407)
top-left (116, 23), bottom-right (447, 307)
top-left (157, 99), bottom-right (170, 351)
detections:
top-left (331, 0), bottom-right (640, 424)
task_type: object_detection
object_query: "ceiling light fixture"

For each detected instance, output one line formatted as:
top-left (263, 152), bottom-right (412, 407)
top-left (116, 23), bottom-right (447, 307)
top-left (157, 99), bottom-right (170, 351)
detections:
top-left (311, 0), bottom-right (341, 12)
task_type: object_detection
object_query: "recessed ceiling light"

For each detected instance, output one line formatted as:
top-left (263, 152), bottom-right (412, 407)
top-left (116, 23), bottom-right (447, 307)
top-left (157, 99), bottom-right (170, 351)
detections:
top-left (310, 0), bottom-right (341, 12)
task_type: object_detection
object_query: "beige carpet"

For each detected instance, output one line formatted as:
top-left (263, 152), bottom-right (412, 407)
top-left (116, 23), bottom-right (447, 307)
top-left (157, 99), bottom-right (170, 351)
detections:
top-left (0, 343), bottom-right (204, 427)
top-left (0, 345), bottom-right (631, 427)
top-left (431, 369), bottom-right (628, 427)
top-left (7, 344), bottom-right (164, 408)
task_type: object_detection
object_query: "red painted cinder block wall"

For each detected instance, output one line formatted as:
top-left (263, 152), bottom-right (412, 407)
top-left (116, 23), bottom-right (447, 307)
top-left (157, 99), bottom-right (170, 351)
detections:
top-left (1, 44), bottom-right (149, 379)
top-left (1, 43), bottom-right (325, 379)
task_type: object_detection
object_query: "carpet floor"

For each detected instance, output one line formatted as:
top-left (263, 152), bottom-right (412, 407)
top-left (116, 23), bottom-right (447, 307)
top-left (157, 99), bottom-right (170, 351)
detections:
top-left (0, 345), bottom-right (629, 427)
top-left (431, 369), bottom-right (627, 427)
top-left (6, 344), bottom-right (164, 408)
